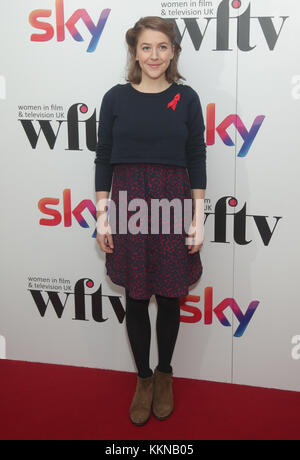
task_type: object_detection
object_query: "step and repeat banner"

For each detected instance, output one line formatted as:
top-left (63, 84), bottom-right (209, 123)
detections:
top-left (1, 0), bottom-right (299, 392)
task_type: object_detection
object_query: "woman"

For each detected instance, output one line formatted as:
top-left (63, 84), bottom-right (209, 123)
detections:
top-left (94, 16), bottom-right (206, 426)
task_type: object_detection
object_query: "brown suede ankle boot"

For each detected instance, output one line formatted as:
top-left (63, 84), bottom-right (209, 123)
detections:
top-left (152, 367), bottom-right (174, 420)
top-left (129, 373), bottom-right (154, 426)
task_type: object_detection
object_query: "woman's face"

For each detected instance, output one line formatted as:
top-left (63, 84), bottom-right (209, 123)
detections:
top-left (135, 28), bottom-right (175, 81)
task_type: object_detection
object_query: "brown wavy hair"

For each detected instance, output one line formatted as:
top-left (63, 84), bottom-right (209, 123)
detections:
top-left (125, 16), bottom-right (186, 84)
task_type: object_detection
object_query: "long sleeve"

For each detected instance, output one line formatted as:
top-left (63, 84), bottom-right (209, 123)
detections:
top-left (185, 91), bottom-right (207, 189)
top-left (94, 90), bottom-right (115, 192)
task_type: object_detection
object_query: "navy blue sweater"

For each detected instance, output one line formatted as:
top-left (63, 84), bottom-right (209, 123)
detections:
top-left (94, 81), bottom-right (207, 192)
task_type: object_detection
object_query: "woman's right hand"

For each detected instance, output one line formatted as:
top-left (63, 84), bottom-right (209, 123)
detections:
top-left (96, 212), bottom-right (114, 253)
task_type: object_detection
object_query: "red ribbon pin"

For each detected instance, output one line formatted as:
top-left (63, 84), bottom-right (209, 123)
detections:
top-left (167, 93), bottom-right (181, 111)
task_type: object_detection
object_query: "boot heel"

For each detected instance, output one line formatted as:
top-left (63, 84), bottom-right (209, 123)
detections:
top-left (152, 368), bottom-right (174, 420)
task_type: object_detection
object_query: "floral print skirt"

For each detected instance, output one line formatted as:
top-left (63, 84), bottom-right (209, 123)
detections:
top-left (105, 163), bottom-right (203, 300)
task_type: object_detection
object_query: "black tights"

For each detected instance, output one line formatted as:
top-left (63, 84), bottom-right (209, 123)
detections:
top-left (125, 289), bottom-right (181, 378)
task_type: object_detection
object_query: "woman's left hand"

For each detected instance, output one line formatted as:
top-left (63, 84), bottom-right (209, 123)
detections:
top-left (186, 217), bottom-right (204, 254)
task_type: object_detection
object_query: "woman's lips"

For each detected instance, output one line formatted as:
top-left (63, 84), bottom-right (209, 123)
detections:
top-left (149, 64), bottom-right (161, 68)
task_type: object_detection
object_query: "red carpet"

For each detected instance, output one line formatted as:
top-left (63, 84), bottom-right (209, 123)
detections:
top-left (0, 359), bottom-right (299, 440)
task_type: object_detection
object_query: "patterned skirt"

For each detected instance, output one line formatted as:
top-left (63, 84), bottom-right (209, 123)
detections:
top-left (105, 163), bottom-right (203, 299)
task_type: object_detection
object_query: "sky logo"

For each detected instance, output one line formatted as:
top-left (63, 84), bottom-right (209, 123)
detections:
top-left (206, 104), bottom-right (265, 157)
top-left (180, 287), bottom-right (259, 337)
top-left (38, 189), bottom-right (96, 232)
top-left (29, 0), bottom-right (111, 52)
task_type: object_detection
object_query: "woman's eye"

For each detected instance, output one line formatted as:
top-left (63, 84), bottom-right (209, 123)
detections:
top-left (142, 46), bottom-right (168, 51)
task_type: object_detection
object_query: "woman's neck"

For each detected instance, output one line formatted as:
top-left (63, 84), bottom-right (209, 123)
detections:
top-left (132, 77), bottom-right (172, 94)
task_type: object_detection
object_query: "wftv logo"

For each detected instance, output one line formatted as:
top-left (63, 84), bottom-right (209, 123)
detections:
top-left (29, 0), bottom-right (110, 53)
top-left (28, 278), bottom-right (259, 337)
top-left (19, 102), bottom-right (264, 158)
top-left (168, 0), bottom-right (289, 51)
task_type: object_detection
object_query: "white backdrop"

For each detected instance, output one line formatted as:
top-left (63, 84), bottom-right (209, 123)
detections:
top-left (1, 0), bottom-right (300, 392)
